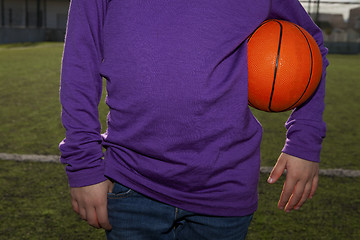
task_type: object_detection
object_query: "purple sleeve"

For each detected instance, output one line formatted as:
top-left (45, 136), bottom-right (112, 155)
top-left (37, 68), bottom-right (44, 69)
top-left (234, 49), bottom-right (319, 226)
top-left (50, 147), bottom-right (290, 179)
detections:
top-left (269, 0), bottom-right (329, 162)
top-left (59, 0), bottom-right (108, 187)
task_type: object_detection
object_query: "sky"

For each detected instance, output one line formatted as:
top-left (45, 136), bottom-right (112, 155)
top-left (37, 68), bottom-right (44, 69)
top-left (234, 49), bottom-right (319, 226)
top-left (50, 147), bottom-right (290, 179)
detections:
top-left (299, 0), bottom-right (360, 21)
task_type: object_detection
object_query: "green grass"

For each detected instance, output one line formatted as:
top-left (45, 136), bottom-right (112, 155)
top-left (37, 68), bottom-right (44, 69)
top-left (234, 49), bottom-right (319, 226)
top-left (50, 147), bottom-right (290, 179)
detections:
top-left (0, 42), bottom-right (65, 155)
top-left (0, 160), bottom-right (359, 240)
top-left (321, 55), bottom-right (360, 170)
top-left (0, 42), bottom-right (359, 169)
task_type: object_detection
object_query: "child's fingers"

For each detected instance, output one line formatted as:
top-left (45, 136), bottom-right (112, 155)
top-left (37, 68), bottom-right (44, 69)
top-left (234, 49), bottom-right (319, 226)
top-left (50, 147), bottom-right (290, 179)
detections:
top-left (281, 171), bottom-right (317, 211)
top-left (277, 176), bottom-right (296, 210)
top-left (309, 174), bottom-right (319, 199)
top-left (283, 181), bottom-right (306, 212)
top-left (79, 206), bottom-right (87, 221)
top-left (71, 199), bottom-right (79, 214)
top-left (294, 182), bottom-right (312, 210)
top-left (268, 157), bottom-right (286, 184)
top-left (97, 203), bottom-right (112, 230)
top-left (86, 208), bottom-right (101, 229)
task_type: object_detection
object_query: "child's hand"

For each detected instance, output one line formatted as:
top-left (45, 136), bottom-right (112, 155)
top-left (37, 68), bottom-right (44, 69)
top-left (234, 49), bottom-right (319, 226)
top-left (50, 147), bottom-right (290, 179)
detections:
top-left (267, 153), bottom-right (319, 212)
top-left (70, 179), bottom-right (114, 230)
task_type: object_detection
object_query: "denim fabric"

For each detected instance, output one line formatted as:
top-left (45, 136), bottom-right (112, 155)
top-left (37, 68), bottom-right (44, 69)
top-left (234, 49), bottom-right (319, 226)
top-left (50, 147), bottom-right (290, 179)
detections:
top-left (106, 182), bottom-right (253, 240)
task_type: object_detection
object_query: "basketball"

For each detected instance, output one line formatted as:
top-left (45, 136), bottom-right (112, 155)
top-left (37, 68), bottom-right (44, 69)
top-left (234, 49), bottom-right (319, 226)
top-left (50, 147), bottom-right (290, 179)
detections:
top-left (247, 19), bottom-right (323, 112)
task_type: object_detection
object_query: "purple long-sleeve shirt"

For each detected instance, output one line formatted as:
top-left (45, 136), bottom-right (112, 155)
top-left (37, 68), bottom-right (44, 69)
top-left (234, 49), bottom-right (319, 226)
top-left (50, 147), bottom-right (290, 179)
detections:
top-left (60, 0), bottom-right (328, 216)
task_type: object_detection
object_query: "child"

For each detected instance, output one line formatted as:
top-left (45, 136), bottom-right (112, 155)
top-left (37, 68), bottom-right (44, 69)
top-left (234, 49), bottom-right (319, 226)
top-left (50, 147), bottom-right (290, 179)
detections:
top-left (60, 0), bottom-right (328, 239)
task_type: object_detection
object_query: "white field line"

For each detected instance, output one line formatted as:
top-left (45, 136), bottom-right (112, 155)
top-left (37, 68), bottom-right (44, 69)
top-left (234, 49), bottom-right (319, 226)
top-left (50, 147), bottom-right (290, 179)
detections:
top-left (1, 153), bottom-right (360, 177)
top-left (0, 153), bottom-right (60, 163)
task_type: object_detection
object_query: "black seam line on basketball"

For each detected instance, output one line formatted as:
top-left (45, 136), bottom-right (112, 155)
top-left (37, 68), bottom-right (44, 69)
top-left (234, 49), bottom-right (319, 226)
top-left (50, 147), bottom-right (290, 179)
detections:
top-left (284, 24), bottom-right (314, 111)
top-left (248, 20), bottom-right (272, 111)
top-left (268, 20), bottom-right (283, 112)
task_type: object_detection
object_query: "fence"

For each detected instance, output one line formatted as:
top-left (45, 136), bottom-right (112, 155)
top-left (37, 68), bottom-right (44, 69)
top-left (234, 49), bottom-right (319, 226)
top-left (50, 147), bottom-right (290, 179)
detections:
top-left (0, 27), bottom-right (65, 44)
top-left (324, 41), bottom-right (360, 54)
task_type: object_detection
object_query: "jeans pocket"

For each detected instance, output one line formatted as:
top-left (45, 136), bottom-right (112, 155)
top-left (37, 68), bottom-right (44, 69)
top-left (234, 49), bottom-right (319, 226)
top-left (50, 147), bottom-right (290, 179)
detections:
top-left (107, 182), bottom-right (135, 199)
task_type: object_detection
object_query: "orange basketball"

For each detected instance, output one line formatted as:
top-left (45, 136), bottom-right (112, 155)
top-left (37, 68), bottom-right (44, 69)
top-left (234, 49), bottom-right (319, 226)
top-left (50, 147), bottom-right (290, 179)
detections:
top-left (247, 19), bottom-right (323, 112)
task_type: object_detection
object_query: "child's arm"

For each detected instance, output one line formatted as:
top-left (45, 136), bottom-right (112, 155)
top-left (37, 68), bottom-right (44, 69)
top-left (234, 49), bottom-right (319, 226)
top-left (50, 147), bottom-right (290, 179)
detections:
top-left (268, 0), bottom-right (329, 211)
top-left (59, 0), bottom-right (109, 228)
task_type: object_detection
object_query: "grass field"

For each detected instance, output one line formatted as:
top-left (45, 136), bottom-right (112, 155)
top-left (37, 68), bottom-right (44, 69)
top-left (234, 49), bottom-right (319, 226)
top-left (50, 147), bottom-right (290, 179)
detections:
top-left (0, 42), bottom-right (359, 239)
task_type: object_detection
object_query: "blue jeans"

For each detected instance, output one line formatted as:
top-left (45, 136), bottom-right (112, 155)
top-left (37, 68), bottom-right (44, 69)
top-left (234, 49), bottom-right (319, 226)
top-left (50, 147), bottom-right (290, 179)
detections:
top-left (106, 182), bottom-right (253, 240)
